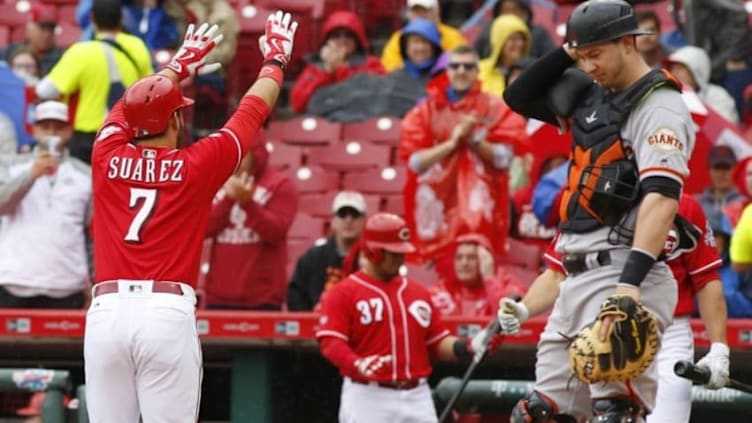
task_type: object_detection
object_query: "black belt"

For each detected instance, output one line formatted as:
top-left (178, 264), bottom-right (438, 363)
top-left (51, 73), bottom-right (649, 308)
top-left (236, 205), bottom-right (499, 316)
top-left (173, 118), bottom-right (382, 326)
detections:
top-left (561, 251), bottom-right (611, 275)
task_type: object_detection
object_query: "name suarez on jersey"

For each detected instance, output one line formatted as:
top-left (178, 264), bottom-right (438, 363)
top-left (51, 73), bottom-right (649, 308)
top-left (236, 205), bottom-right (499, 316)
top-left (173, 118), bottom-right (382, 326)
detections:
top-left (107, 156), bottom-right (184, 183)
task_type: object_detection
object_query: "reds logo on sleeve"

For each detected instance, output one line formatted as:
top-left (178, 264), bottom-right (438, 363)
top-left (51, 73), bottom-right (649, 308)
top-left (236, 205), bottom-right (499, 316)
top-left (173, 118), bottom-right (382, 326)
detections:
top-left (408, 300), bottom-right (432, 328)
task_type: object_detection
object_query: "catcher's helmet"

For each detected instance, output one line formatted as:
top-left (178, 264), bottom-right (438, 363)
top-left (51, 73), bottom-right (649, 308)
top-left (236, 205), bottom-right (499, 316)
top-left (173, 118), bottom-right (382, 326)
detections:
top-left (565, 0), bottom-right (653, 48)
top-left (123, 75), bottom-right (194, 138)
top-left (361, 213), bottom-right (416, 264)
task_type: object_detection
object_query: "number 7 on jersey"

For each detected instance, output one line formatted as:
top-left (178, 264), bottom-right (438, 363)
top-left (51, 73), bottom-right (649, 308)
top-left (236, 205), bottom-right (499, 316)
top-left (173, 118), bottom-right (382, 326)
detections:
top-left (125, 188), bottom-right (158, 243)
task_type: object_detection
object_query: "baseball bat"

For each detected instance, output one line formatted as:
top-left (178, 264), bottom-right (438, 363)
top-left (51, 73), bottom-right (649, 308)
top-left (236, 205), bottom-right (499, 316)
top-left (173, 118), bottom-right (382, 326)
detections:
top-left (674, 360), bottom-right (752, 394)
top-left (438, 319), bottom-right (502, 423)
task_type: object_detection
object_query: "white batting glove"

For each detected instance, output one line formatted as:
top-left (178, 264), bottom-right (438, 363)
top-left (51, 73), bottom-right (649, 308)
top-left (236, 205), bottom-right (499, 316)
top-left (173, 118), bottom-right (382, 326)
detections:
top-left (354, 354), bottom-right (392, 378)
top-left (696, 342), bottom-right (730, 389)
top-left (258, 11), bottom-right (298, 68)
top-left (497, 297), bottom-right (529, 335)
top-left (167, 23), bottom-right (224, 81)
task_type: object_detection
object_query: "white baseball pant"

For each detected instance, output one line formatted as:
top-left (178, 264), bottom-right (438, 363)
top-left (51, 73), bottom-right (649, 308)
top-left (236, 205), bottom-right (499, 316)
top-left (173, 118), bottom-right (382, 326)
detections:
top-left (84, 280), bottom-right (202, 423)
top-left (339, 377), bottom-right (436, 423)
top-left (533, 248), bottom-right (677, 421)
top-left (646, 317), bottom-right (693, 423)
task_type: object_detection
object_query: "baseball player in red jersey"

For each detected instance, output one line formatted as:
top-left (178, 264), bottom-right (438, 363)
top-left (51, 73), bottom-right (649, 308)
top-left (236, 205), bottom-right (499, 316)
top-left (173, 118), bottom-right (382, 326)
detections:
top-left (316, 213), bottom-right (502, 423)
top-left (498, 194), bottom-right (730, 423)
top-left (84, 12), bottom-right (298, 423)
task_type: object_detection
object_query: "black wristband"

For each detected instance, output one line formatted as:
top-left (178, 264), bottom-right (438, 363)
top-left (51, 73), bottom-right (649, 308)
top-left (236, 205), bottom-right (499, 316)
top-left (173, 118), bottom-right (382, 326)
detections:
top-left (618, 249), bottom-right (656, 287)
top-left (262, 59), bottom-right (286, 70)
top-left (453, 338), bottom-right (471, 360)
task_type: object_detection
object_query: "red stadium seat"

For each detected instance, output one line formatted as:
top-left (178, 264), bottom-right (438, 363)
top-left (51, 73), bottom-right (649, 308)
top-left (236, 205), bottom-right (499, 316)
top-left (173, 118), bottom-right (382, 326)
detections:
top-left (236, 3), bottom-right (270, 35)
top-left (289, 165), bottom-right (340, 194)
top-left (288, 239), bottom-right (315, 265)
top-left (307, 141), bottom-right (391, 171)
top-left (342, 166), bottom-right (406, 195)
top-left (267, 117), bottom-right (342, 146)
top-left (342, 116), bottom-right (402, 146)
top-left (55, 21), bottom-right (82, 48)
top-left (0, 4), bottom-right (33, 27)
top-left (267, 142), bottom-right (304, 170)
top-left (57, 4), bottom-right (77, 24)
top-left (288, 212), bottom-right (327, 240)
top-left (401, 263), bottom-right (438, 287)
top-left (499, 238), bottom-right (543, 272)
top-left (298, 191), bottom-right (380, 218)
top-left (0, 25), bottom-right (9, 48)
top-left (382, 194), bottom-right (404, 215)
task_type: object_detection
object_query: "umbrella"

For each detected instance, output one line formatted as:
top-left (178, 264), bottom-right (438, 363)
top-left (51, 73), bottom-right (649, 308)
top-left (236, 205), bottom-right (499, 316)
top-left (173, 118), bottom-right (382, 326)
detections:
top-left (682, 89), bottom-right (752, 194)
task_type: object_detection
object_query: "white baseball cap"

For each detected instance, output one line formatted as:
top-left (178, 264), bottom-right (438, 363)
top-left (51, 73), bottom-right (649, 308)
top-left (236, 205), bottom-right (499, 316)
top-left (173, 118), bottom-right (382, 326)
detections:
top-left (34, 101), bottom-right (69, 123)
top-left (332, 191), bottom-right (367, 214)
top-left (407, 0), bottom-right (438, 9)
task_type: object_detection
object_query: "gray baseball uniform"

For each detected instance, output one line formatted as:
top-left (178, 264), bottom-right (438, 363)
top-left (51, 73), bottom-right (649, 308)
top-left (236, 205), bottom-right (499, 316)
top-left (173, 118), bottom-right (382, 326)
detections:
top-left (538, 88), bottom-right (695, 420)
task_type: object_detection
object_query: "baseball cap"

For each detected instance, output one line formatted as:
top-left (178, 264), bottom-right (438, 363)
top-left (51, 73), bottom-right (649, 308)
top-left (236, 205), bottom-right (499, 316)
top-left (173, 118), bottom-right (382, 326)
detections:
top-left (708, 145), bottom-right (736, 168)
top-left (332, 191), bottom-right (366, 214)
top-left (407, 0), bottom-right (439, 9)
top-left (34, 101), bottom-right (70, 124)
top-left (29, 4), bottom-right (57, 27)
top-left (17, 392), bottom-right (45, 417)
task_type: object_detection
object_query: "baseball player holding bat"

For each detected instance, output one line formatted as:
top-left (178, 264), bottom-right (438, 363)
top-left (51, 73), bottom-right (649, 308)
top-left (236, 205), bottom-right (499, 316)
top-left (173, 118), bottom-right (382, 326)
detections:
top-left (84, 11), bottom-right (297, 422)
top-left (502, 0), bottom-right (694, 420)
top-left (500, 195), bottom-right (730, 423)
top-left (316, 213), bottom-right (502, 423)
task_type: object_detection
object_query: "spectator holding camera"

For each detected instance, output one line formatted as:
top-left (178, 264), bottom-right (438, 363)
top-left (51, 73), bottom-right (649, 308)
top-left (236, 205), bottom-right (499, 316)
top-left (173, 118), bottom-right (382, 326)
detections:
top-left (0, 101), bottom-right (91, 308)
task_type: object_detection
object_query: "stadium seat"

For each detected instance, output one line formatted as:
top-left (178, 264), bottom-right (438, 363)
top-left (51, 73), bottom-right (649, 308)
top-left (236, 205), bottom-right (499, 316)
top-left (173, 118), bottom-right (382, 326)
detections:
top-left (267, 116), bottom-right (342, 146)
top-left (0, 4), bottom-right (33, 27)
top-left (382, 194), bottom-right (404, 215)
top-left (342, 116), bottom-right (402, 147)
top-left (267, 142), bottom-right (304, 170)
top-left (288, 212), bottom-right (327, 240)
top-left (499, 238), bottom-right (543, 272)
top-left (57, 4), bottom-right (77, 24)
top-left (55, 21), bottom-right (82, 48)
top-left (342, 166), bottom-right (406, 195)
top-left (306, 141), bottom-right (391, 171)
top-left (287, 238), bottom-right (315, 266)
top-left (0, 25), bottom-right (9, 47)
top-left (289, 165), bottom-right (340, 194)
top-left (298, 191), bottom-right (380, 218)
top-left (401, 263), bottom-right (438, 287)
top-left (236, 3), bottom-right (269, 35)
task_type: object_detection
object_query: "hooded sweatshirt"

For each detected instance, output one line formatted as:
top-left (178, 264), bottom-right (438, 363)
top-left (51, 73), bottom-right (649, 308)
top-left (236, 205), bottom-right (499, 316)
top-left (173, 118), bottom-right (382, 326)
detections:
top-left (380, 18), bottom-right (466, 72)
top-left (667, 46), bottom-right (739, 124)
top-left (290, 11), bottom-right (385, 113)
top-left (478, 14), bottom-right (530, 96)
top-left (204, 132), bottom-right (298, 309)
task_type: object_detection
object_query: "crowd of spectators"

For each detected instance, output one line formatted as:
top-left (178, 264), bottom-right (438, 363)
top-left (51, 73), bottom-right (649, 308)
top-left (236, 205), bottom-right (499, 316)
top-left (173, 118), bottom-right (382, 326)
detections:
top-left (1, 0), bottom-right (752, 328)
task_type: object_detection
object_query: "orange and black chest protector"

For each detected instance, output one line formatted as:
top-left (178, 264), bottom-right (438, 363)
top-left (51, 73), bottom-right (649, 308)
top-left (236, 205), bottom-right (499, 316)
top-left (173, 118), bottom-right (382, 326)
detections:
top-left (559, 69), bottom-right (681, 233)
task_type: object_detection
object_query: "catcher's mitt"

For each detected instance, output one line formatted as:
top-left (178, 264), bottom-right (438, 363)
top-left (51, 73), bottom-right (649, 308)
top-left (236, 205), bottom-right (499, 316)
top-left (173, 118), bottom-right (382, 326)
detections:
top-left (568, 295), bottom-right (660, 383)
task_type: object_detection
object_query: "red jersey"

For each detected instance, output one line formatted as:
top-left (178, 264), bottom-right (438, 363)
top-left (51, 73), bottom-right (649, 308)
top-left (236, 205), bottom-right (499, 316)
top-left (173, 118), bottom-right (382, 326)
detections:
top-left (91, 96), bottom-right (270, 287)
top-left (543, 196), bottom-right (722, 317)
top-left (316, 271), bottom-right (450, 382)
top-left (665, 195), bottom-right (722, 316)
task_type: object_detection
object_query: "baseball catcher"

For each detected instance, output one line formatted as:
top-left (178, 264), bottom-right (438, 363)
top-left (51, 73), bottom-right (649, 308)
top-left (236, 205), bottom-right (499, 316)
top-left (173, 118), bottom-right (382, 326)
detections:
top-left (569, 295), bottom-right (660, 384)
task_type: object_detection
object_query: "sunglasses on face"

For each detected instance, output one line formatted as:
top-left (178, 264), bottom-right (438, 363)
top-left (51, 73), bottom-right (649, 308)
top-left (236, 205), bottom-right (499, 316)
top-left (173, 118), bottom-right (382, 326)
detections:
top-left (448, 62), bottom-right (477, 71)
top-left (335, 208), bottom-right (363, 219)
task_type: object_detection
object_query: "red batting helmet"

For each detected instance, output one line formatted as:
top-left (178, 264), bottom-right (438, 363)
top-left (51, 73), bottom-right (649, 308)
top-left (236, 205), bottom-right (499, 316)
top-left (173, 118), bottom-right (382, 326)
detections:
top-left (123, 75), bottom-right (194, 138)
top-left (361, 213), bottom-right (416, 264)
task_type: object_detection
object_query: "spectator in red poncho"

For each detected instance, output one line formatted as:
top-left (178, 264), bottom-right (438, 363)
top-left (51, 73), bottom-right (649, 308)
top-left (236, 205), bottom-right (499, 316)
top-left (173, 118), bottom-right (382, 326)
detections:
top-left (399, 45), bottom-right (527, 261)
top-left (290, 11), bottom-right (385, 113)
top-left (204, 131), bottom-right (298, 310)
top-left (429, 233), bottom-right (526, 316)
